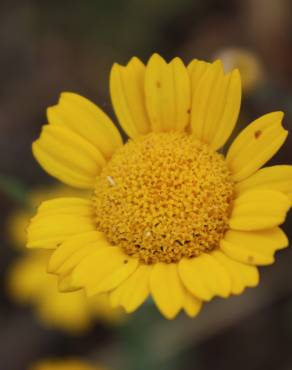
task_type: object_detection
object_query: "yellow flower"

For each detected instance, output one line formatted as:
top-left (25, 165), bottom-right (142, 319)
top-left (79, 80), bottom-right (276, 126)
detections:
top-left (8, 186), bottom-right (123, 332)
top-left (30, 358), bottom-right (103, 370)
top-left (27, 54), bottom-right (291, 319)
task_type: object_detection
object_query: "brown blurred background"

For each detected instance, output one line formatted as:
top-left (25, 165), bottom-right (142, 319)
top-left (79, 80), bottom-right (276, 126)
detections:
top-left (1, 1), bottom-right (292, 369)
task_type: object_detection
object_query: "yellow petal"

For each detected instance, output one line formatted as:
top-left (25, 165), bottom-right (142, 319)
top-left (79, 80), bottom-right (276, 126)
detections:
top-left (110, 264), bottom-right (150, 313)
top-left (190, 60), bottom-right (241, 150)
top-left (48, 231), bottom-right (104, 273)
top-left (145, 54), bottom-right (191, 132)
top-left (110, 57), bottom-right (151, 138)
top-left (150, 263), bottom-right (185, 319)
top-left (229, 189), bottom-right (290, 230)
top-left (27, 198), bottom-right (95, 249)
top-left (34, 197), bottom-right (93, 216)
top-left (90, 259), bottom-right (138, 296)
top-left (221, 227), bottom-right (288, 265)
top-left (187, 59), bottom-right (211, 88)
top-left (226, 112), bottom-right (288, 182)
top-left (72, 246), bottom-right (138, 296)
top-left (183, 291), bottom-right (202, 318)
top-left (32, 145), bottom-right (92, 189)
top-left (212, 250), bottom-right (259, 294)
top-left (54, 241), bottom-right (105, 277)
top-left (58, 273), bottom-right (80, 293)
top-left (48, 92), bottom-right (122, 159)
top-left (235, 165), bottom-right (292, 202)
top-left (187, 59), bottom-right (211, 134)
top-left (178, 253), bottom-right (231, 301)
top-left (28, 216), bottom-right (95, 249)
top-left (33, 124), bottom-right (106, 189)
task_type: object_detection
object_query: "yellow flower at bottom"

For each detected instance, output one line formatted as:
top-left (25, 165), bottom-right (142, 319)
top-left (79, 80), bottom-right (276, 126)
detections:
top-left (27, 54), bottom-right (291, 319)
top-left (30, 358), bottom-right (103, 370)
top-left (8, 186), bottom-right (123, 332)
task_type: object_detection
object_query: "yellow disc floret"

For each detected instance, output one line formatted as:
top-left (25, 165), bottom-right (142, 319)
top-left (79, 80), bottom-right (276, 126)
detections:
top-left (93, 133), bottom-right (234, 264)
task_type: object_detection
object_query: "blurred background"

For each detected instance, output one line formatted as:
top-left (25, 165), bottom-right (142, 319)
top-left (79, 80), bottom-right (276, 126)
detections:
top-left (1, 0), bottom-right (292, 369)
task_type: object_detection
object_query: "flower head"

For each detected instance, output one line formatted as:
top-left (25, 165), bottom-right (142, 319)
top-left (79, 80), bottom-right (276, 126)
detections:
top-left (27, 54), bottom-right (291, 319)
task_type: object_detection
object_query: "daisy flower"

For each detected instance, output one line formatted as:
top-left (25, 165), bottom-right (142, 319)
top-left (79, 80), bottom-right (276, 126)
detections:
top-left (27, 54), bottom-right (291, 319)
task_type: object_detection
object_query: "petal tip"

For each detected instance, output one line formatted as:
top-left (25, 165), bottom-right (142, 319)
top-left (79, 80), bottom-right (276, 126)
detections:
top-left (147, 53), bottom-right (165, 65)
top-left (127, 56), bottom-right (143, 66)
top-left (110, 62), bottom-right (121, 76)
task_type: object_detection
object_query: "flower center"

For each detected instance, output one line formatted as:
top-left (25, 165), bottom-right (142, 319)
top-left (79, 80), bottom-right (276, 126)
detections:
top-left (93, 132), bottom-right (234, 264)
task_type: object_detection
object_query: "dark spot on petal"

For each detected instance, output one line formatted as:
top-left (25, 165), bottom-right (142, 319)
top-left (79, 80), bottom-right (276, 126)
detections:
top-left (247, 255), bottom-right (254, 263)
top-left (254, 130), bottom-right (262, 139)
top-left (123, 259), bottom-right (128, 264)
top-left (187, 108), bottom-right (191, 114)
top-left (156, 81), bottom-right (161, 88)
